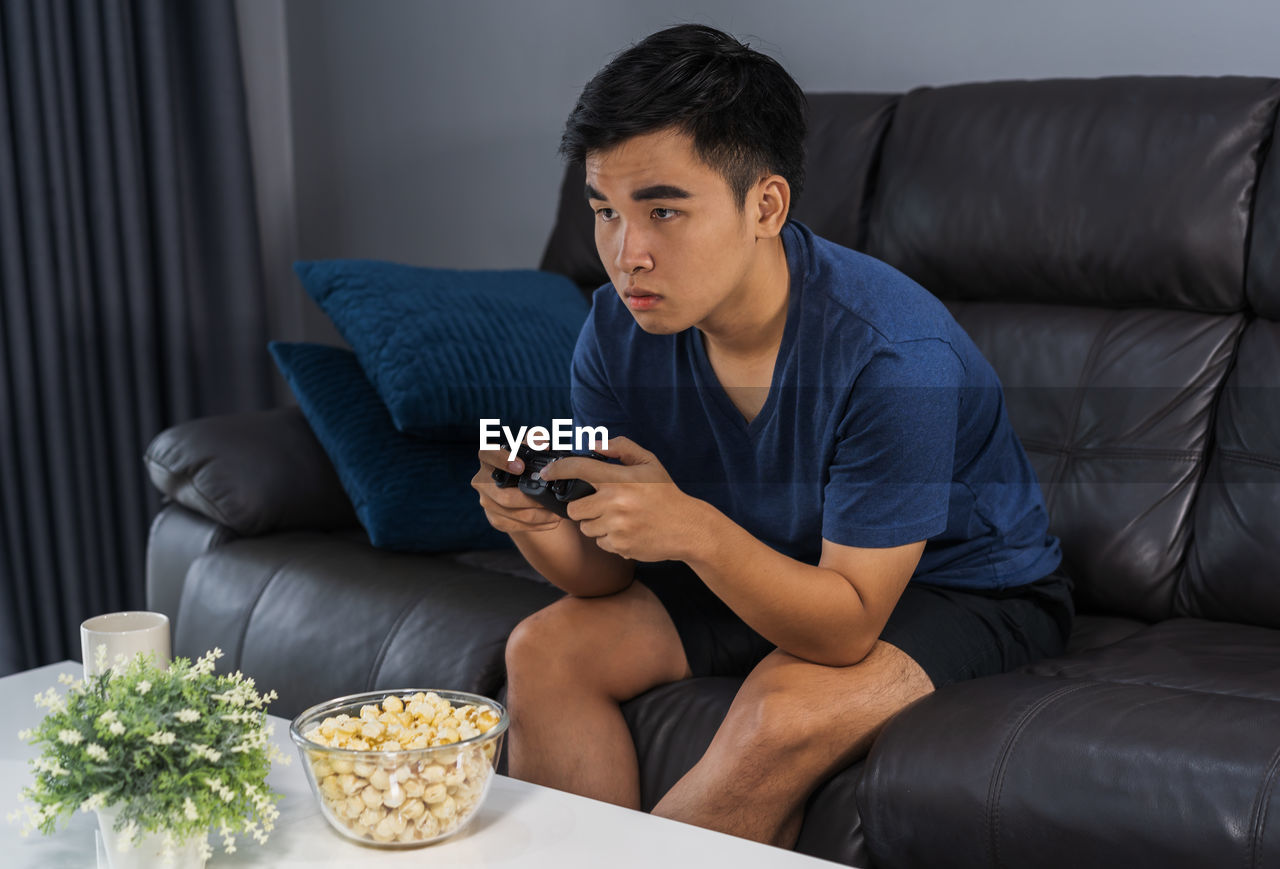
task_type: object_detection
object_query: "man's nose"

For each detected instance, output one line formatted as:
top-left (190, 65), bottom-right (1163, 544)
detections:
top-left (615, 225), bottom-right (654, 274)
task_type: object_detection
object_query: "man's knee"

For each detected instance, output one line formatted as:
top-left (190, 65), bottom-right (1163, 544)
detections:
top-left (505, 583), bottom-right (690, 701)
top-left (505, 599), bottom-right (583, 684)
top-left (725, 664), bottom-right (828, 759)
top-left (724, 644), bottom-right (933, 762)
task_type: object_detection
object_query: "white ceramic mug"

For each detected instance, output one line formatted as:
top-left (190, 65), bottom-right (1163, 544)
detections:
top-left (80, 611), bottom-right (171, 678)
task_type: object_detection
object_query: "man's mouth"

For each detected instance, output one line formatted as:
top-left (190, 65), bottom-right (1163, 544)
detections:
top-left (625, 288), bottom-right (662, 311)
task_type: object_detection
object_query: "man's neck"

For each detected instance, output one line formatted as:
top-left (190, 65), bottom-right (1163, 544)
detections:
top-left (698, 234), bottom-right (791, 363)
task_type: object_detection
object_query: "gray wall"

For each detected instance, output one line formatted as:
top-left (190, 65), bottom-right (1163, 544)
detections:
top-left (259, 0), bottom-right (1279, 315)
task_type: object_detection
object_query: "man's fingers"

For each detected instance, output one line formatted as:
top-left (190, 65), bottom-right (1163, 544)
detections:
top-left (539, 455), bottom-right (626, 485)
top-left (564, 492), bottom-right (605, 523)
top-left (488, 515), bottom-right (560, 534)
top-left (477, 485), bottom-right (561, 522)
top-left (478, 448), bottom-right (524, 473)
top-left (589, 436), bottom-right (651, 466)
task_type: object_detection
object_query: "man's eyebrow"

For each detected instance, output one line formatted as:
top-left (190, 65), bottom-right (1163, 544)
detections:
top-left (583, 183), bottom-right (694, 202)
top-left (631, 185), bottom-right (692, 201)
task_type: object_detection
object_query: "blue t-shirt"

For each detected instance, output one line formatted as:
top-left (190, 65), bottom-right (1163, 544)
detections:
top-left (570, 221), bottom-right (1060, 590)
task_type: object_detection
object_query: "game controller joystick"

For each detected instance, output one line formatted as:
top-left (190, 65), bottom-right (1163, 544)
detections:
top-left (491, 445), bottom-right (604, 517)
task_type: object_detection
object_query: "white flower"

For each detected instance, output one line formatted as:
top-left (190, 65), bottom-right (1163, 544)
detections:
top-left (175, 709), bottom-right (200, 723)
top-left (107, 721), bottom-right (126, 736)
top-left (183, 797), bottom-right (199, 821)
top-left (116, 819), bottom-right (139, 851)
top-left (58, 729), bottom-right (83, 745)
top-left (8, 802), bottom-right (42, 838)
top-left (205, 778), bottom-right (236, 804)
top-left (189, 743), bottom-right (223, 763)
top-left (16, 728), bottom-right (33, 741)
top-left (85, 743), bottom-right (109, 762)
top-left (136, 680), bottom-right (151, 695)
top-left (146, 730), bottom-right (176, 746)
top-left (79, 792), bottom-right (108, 813)
top-left (186, 648), bottom-right (223, 680)
top-left (35, 757), bottom-right (70, 776)
top-left (33, 688), bottom-right (65, 713)
top-left (97, 710), bottom-right (118, 724)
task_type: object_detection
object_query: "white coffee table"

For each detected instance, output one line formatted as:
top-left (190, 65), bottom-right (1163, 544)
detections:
top-left (1, 662), bottom-right (842, 867)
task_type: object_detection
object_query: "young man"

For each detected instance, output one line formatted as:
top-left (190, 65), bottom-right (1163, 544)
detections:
top-left (472, 24), bottom-right (1072, 848)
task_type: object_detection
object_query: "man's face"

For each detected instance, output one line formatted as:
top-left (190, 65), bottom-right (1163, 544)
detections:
top-left (585, 129), bottom-right (759, 334)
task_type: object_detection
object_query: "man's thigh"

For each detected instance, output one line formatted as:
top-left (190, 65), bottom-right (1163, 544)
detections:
top-left (637, 561), bottom-right (777, 678)
top-left (637, 560), bottom-right (1072, 689)
top-left (879, 572), bottom-right (1075, 689)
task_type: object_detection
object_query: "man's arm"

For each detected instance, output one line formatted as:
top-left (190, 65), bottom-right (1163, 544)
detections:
top-left (679, 503), bottom-right (924, 667)
top-left (509, 519), bottom-right (636, 598)
top-left (541, 437), bottom-right (925, 666)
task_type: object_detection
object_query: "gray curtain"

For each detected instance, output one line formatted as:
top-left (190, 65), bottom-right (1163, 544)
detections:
top-left (0, 0), bottom-right (274, 676)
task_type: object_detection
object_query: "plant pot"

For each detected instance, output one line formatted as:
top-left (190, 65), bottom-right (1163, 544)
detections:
top-left (95, 806), bottom-right (207, 869)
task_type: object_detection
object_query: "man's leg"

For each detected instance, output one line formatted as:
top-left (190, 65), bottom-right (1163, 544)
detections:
top-left (505, 581), bottom-right (693, 809)
top-left (651, 641), bottom-right (934, 847)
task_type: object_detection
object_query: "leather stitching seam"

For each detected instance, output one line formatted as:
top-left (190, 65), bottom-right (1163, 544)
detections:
top-left (1022, 443), bottom-right (1206, 463)
top-left (233, 561), bottom-right (288, 671)
top-left (1219, 448), bottom-right (1280, 472)
top-left (366, 597), bottom-right (422, 691)
top-left (986, 681), bottom-right (1098, 869)
top-left (1045, 319), bottom-right (1118, 513)
top-left (1028, 669), bottom-right (1280, 702)
top-left (1248, 742), bottom-right (1280, 869)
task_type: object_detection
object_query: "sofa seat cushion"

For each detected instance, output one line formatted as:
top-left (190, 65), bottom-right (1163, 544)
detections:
top-left (1063, 613), bottom-right (1149, 654)
top-left (174, 532), bottom-right (562, 717)
top-left (1030, 617), bottom-right (1280, 700)
top-left (857, 669), bottom-right (1280, 869)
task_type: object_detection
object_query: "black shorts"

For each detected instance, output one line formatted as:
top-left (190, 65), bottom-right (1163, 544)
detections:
top-left (637, 561), bottom-right (1075, 689)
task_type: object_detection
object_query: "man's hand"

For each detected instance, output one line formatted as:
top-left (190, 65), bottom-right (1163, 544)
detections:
top-left (538, 437), bottom-right (703, 562)
top-left (472, 448), bottom-right (563, 534)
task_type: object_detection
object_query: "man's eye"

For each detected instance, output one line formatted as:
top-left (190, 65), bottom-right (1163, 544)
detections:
top-left (651, 208), bottom-right (678, 220)
top-left (595, 208), bottom-right (617, 222)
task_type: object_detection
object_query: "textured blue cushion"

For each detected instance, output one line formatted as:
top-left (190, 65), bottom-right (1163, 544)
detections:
top-left (292, 260), bottom-right (590, 436)
top-left (269, 341), bottom-right (510, 552)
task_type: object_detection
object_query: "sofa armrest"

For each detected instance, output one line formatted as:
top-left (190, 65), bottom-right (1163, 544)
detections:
top-left (146, 503), bottom-right (240, 625)
top-left (144, 406), bottom-right (358, 536)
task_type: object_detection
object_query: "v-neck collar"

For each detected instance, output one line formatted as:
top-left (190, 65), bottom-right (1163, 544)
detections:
top-left (688, 223), bottom-right (805, 439)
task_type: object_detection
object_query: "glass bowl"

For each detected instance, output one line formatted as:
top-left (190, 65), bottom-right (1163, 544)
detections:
top-left (289, 689), bottom-right (508, 848)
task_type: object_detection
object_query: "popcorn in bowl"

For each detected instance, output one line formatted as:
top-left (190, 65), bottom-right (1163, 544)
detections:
top-left (289, 689), bottom-right (508, 847)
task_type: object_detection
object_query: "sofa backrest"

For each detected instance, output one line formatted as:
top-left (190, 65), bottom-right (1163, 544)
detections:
top-left (539, 77), bottom-right (1280, 630)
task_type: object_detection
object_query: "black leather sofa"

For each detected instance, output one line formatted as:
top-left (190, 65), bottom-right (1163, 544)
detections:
top-left (144, 77), bottom-right (1280, 868)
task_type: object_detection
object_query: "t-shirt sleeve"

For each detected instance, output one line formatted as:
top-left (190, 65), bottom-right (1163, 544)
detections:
top-left (822, 339), bottom-right (962, 549)
top-left (570, 301), bottom-right (631, 437)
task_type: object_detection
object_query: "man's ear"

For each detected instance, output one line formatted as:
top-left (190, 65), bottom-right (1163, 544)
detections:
top-left (753, 174), bottom-right (791, 238)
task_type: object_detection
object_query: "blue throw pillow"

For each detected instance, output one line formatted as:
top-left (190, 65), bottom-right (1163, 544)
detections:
top-left (269, 341), bottom-right (511, 552)
top-left (292, 260), bottom-right (590, 437)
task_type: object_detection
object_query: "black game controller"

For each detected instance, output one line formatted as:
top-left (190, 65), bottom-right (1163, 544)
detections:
top-left (491, 445), bottom-right (604, 517)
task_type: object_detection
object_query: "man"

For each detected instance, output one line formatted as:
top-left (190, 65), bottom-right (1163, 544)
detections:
top-left (472, 23), bottom-right (1072, 848)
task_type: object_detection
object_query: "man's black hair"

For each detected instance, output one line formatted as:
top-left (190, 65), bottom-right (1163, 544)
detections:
top-left (560, 24), bottom-right (807, 207)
